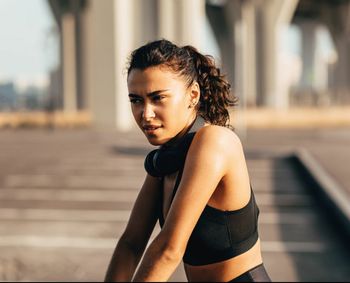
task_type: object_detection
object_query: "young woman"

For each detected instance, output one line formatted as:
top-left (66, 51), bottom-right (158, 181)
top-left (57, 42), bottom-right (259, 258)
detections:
top-left (104, 39), bottom-right (271, 282)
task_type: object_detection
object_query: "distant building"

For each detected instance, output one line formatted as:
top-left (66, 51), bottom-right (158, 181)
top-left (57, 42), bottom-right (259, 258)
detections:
top-left (48, 67), bottom-right (63, 110)
top-left (18, 85), bottom-right (48, 110)
top-left (0, 81), bottom-right (49, 111)
top-left (0, 82), bottom-right (17, 111)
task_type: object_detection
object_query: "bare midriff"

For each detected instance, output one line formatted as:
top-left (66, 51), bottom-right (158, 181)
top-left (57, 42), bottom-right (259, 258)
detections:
top-left (184, 239), bottom-right (263, 282)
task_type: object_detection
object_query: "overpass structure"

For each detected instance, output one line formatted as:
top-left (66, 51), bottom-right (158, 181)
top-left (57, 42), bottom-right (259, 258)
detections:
top-left (48, 0), bottom-right (350, 130)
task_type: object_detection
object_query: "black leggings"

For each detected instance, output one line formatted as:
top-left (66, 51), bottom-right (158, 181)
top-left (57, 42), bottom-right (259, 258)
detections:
top-left (229, 264), bottom-right (271, 282)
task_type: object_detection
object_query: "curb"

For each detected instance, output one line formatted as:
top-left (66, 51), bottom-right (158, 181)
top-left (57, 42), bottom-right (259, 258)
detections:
top-left (292, 147), bottom-right (350, 239)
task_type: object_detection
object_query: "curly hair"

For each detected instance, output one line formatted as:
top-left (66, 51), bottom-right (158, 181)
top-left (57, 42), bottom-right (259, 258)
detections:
top-left (127, 39), bottom-right (238, 127)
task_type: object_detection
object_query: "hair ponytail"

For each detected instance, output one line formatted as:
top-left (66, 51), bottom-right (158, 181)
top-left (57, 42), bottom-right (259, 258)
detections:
top-left (127, 39), bottom-right (238, 127)
top-left (182, 45), bottom-right (238, 127)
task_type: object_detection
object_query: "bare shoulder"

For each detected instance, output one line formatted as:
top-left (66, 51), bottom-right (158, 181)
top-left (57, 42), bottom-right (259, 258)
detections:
top-left (192, 124), bottom-right (243, 154)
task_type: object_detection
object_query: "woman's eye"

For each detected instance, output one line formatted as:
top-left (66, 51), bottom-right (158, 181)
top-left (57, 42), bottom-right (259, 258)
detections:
top-left (153, 95), bottom-right (165, 102)
top-left (130, 98), bottom-right (142, 104)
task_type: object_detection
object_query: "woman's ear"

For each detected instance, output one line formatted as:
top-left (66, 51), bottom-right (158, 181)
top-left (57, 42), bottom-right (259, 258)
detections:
top-left (188, 82), bottom-right (200, 107)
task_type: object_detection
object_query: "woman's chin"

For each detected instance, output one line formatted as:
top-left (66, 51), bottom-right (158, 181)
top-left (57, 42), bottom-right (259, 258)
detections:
top-left (146, 137), bottom-right (165, 146)
top-left (144, 134), bottom-right (169, 146)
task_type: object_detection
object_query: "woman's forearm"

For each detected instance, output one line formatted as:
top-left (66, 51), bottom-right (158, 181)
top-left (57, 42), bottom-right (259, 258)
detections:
top-left (104, 240), bottom-right (142, 282)
top-left (132, 237), bottom-right (183, 282)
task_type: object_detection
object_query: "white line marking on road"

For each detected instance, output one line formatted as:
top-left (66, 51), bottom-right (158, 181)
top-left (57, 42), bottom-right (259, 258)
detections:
top-left (4, 174), bottom-right (144, 189)
top-left (0, 189), bottom-right (138, 202)
top-left (0, 208), bottom-right (316, 225)
top-left (0, 235), bottom-right (117, 249)
top-left (255, 193), bottom-right (313, 206)
top-left (259, 212), bottom-right (316, 224)
top-left (261, 241), bottom-right (329, 253)
top-left (0, 235), bottom-right (329, 253)
top-left (0, 208), bottom-right (130, 222)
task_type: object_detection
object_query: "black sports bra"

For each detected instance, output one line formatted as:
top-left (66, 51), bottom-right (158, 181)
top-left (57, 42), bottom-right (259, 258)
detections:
top-left (144, 116), bottom-right (260, 266)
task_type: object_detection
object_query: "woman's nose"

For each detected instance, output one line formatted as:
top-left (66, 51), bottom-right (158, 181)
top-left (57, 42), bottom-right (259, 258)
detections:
top-left (142, 104), bottom-right (156, 120)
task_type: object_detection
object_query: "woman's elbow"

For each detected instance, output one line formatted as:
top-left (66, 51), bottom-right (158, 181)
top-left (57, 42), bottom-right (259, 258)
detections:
top-left (161, 245), bottom-right (183, 263)
top-left (153, 234), bottom-right (185, 263)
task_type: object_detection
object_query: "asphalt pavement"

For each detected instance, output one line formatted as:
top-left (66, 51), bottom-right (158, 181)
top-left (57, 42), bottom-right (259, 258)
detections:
top-left (0, 126), bottom-right (349, 281)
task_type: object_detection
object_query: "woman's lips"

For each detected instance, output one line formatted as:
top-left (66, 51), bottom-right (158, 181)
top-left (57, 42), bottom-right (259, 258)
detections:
top-left (143, 125), bottom-right (162, 134)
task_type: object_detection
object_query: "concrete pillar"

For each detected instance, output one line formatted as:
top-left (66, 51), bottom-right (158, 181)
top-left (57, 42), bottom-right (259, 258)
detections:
top-left (159, 0), bottom-right (205, 48)
top-left (134, 0), bottom-right (158, 47)
top-left (255, 0), bottom-right (299, 109)
top-left (331, 35), bottom-right (350, 103)
top-left (158, 0), bottom-right (176, 42)
top-left (114, 0), bottom-right (134, 131)
top-left (223, 0), bottom-right (257, 138)
top-left (320, 1), bottom-right (350, 104)
top-left (89, 0), bottom-right (134, 131)
top-left (158, 0), bottom-right (205, 47)
top-left (61, 13), bottom-right (77, 113)
top-left (206, 1), bottom-right (236, 96)
top-left (299, 21), bottom-right (317, 89)
top-left (80, 0), bottom-right (93, 111)
top-left (236, 0), bottom-right (257, 108)
top-left (72, 0), bottom-right (84, 110)
top-left (178, 0), bottom-right (206, 48)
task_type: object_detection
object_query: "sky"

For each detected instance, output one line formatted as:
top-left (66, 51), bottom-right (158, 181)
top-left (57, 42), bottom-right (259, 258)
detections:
top-left (0, 0), bottom-right (58, 89)
top-left (0, 0), bottom-right (336, 92)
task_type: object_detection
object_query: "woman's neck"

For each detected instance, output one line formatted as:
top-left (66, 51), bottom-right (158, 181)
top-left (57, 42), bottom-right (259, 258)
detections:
top-left (163, 115), bottom-right (199, 148)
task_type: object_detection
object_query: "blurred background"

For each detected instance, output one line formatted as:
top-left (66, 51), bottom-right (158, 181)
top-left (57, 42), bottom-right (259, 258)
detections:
top-left (0, 0), bottom-right (349, 281)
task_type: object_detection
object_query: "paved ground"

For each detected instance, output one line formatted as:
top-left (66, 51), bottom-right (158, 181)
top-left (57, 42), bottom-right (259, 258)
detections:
top-left (241, 126), bottom-right (350, 199)
top-left (0, 126), bottom-right (349, 281)
top-left (242, 126), bottom-right (350, 282)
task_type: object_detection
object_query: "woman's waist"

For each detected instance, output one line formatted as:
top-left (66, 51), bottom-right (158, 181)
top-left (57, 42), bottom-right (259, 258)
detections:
top-left (184, 238), bottom-right (263, 282)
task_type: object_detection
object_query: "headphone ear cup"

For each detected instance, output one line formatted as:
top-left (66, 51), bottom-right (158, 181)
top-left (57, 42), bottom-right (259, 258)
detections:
top-left (143, 116), bottom-right (205, 177)
top-left (144, 149), bottom-right (184, 177)
top-left (144, 149), bottom-right (163, 177)
top-left (155, 149), bottom-right (184, 175)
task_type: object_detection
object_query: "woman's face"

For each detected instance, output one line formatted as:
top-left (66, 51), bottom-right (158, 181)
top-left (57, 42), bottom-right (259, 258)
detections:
top-left (127, 66), bottom-right (198, 146)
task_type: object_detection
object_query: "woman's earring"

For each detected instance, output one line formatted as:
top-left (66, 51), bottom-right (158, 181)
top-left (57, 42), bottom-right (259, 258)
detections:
top-left (189, 101), bottom-right (197, 108)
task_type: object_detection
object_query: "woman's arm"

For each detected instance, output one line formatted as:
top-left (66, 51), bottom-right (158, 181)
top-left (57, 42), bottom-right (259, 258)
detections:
top-left (104, 235), bottom-right (143, 282)
top-left (132, 126), bottom-right (241, 281)
top-left (104, 174), bottom-right (162, 282)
